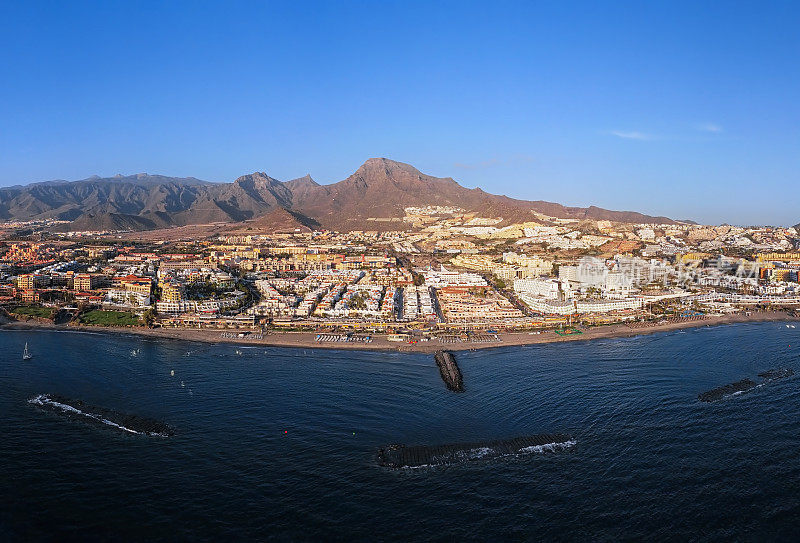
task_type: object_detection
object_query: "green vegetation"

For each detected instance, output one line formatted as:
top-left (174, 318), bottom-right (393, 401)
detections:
top-left (10, 305), bottom-right (55, 319)
top-left (186, 282), bottom-right (227, 300)
top-left (349, 292), bottom-right (367, 310)
top-left (142, 307), bottom-right (157, 327)
top-left (79, 310), bottom-right (141, 327)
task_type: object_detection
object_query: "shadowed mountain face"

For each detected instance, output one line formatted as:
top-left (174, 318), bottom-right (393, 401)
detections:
top-left (288, 158), bottom-right (678, 229)
top-left (0, 160), bottom-right (678, 231)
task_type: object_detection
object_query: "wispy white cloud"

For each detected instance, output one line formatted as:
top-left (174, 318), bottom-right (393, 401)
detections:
top-left (609, 130), bottom-right (653, 141)
top-left (695, 122), bottom-right (723, 133)
top-left (604, 124), bottom-right (723, 142)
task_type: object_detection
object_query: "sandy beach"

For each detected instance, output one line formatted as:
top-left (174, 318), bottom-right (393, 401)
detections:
top-left (3, 310), bottom-right (796, 353)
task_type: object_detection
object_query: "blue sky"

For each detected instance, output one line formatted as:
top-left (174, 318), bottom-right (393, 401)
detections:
top-left (1, 1), bottom-right (798, 225)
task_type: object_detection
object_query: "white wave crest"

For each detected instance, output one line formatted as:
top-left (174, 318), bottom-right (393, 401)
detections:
top-left (404, 439), bottom-right (576, 469)
top-left (466, 447), bottom-right (493, 459)
top-left (519, 439), bottom-right (577, 454)
top-left (28, 394), bottom-right (169, 437)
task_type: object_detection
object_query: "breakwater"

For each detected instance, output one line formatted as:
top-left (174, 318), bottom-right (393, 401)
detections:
top-left (698, 379), bottom-right (757, 402)
top-left (758, 368), bottom-right (795, 380)
top-left (29, 394), bottom-right (174, 436)
top-left (377, 434), bottom-right (575, 468)
top-left (434, 350), bottom-right (464, 392)
top-left (698, 367), bottom-right (795, 402)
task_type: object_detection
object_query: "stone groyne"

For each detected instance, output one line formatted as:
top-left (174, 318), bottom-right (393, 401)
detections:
top-left (434, 350), bottom-right (464, 392)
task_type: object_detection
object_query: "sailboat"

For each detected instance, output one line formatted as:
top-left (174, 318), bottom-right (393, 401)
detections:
top-left (23, 342), bottom-right (32, 360)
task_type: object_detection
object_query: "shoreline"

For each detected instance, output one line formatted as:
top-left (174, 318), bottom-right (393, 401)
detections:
top-left (2, 311), bottom-right (796, 353)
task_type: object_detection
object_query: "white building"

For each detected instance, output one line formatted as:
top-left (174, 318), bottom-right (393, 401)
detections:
top-left (421, 266), bottom-right (486, 288)
top-left (513, 278), bottom-right (566, 299)
top-left (104, 289), bottom-right (151, 308)
top-left (558, 265), bottom-right (579, 282)
top-left (575, 298), bottom-right (643, 313)
top-left (517, 294), bottom-right (575, 315)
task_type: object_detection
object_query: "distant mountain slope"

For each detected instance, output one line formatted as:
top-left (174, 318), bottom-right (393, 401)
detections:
top-left (0, 174), bottom-right (214, 226)
top-left (287, 158), bottom-right (677, 229)
top-left (234, 207), bottom-right (321, 234)
top-left (65, 212), bottom-right (159, 232)
top-left (0, 160), bottom-right (679, 231)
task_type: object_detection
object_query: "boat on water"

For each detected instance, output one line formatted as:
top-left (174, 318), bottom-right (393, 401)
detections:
top-left (23, 342), bottom-right (32, 360)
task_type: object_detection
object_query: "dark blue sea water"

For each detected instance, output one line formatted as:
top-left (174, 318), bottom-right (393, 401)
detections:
top-left (2, 322), bottom-right (800, 541)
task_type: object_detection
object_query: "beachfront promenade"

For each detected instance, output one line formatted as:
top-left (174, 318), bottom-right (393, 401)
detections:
top-left (4, 310), bottom-right (795, 353)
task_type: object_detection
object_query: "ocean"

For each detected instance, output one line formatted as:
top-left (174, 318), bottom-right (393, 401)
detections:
top-left (2, 322), bottom-right (800, 541)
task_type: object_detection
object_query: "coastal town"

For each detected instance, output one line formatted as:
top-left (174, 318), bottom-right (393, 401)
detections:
top-left (1, 208), bottom-right (798, 349)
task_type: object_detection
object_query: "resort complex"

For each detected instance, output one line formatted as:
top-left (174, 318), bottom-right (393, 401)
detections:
top-left (2, 214), bottom-right (798, 340)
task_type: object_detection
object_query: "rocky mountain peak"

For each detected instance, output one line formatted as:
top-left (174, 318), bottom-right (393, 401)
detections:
top-left (0, 158), bottom-right (680, 232)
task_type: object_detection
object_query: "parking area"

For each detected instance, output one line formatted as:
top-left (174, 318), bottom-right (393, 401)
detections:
top-left (438, 334), bottom-right (501, 344)
top-left (315, 334), bottom-right (373, 344)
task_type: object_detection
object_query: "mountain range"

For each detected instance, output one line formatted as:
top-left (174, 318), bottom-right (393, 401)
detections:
top-left (0, 158), bottom-right (679, 232)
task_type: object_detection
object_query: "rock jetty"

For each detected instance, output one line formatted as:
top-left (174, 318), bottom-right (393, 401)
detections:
top-left (758, 368), bottom-right (795, 380)
top-left (699, 367), bottom-right (795, 402)
top-left (698, 379), bottom-right (757, 402)
top-left (377, 434), bottom-right (574, 468)
top-left (434, 350), bottom-right (464, 392)
top-left (29, 394), bottom-right (175, 436)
